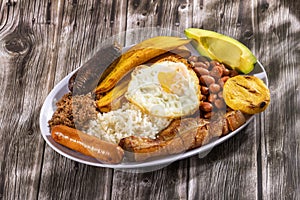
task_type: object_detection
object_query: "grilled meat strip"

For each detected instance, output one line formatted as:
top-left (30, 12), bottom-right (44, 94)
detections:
top-left (119, 110), bottom-right (246, 162)
top-left (119, 118), bottom-right (199, 162)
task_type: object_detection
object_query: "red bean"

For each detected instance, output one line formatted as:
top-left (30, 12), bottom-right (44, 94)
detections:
top-left (210, 66), bottom-right (223, 78)
top-left (230, 70), bottom-right (239, 77)
top-left (188, 55), bottom-right (198, 62)
top-left (219, 63), bottom-right (226, 71)
top-left (218, 91), bottom-right (223, 98)
top-left (201, 86), bottom-right (209, 95)
top-left (204, 112), bottom-right (213, 119)
top-left (214, 99), bottom-right (226, 109)
top-left (194, 67), bottom-right (209, 76)
top-left (223, 68), bottom-right (230, 76)
top-left (227, 107), bottom-right (233, 112)
top-left (200, 75), bottom-right (215, 85)
top-left (209, 83), bottom-right (221, 93)
top-left (204, 61), bottom-right (211, 68)
top-left (194, 62), bottom-right (209, 69)
top-left (200, 95), bottom-right (207, 101)
top-left (198, 56), bottom-right (209, 62)
top-left (200, 102), bottom-right (213, 112)
top-left (210, 60), bottom-right (220, 67)
top-left (219, 76), bottom-right (230, 87)
top-left (207, 94), bottom-right (217, 103)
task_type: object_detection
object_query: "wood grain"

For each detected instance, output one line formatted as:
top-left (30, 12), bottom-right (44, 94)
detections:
top-left (0, 0), bottom-right (55, 199)
top-left (37, 0), bottom-right (128, 199)
top-left (0, 0), bottom-right (299, 199)
top-left (254, 0), bottom-right (300, 199)
top-left (125, 0), bottom-right (192, 45)
top-left (188, 123), bottom-right (259, 200)
top-left (188, 1), bottom-right (259, 199)
top-left (111, 161), bottom-right (188, 200)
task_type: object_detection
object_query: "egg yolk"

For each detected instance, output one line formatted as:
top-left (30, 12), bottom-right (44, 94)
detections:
top-left (158, 71), bottom-right (176, 93)
top-left (158, 68), bottom-right (186, 95)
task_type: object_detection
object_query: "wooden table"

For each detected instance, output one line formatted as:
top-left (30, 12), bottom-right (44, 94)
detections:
top-left (0, 0), bottom-right (299, 199)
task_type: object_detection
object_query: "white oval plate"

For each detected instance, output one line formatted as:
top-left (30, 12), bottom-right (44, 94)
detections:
top-left (39, 43), bottom-right (268, 170)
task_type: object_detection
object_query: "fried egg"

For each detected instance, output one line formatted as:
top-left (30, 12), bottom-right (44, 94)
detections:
top-left (125, 61), bottom-right (201, 118)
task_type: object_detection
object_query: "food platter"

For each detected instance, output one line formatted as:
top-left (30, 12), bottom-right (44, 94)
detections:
top-left (40, 60), bottom-right (267, 171)
top-left (39, 29), bottom-right (269, 171)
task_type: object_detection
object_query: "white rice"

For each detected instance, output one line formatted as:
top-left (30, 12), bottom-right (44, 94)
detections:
top-left (86, 102), bottom-right (171, 144)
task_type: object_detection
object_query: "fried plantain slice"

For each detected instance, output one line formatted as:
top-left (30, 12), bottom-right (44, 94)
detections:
top-left (94, 36), bottom-right (191, 94)
top-left (223, 75), bottom-right (270, 114)
top-left (96, 77), bottom-right (130, 112)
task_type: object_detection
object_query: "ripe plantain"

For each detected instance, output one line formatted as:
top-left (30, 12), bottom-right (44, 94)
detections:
top-left (96, 47), bottom-right (191, 112)
top-left (94, 36), bottom-right (191, 94)
top-left (96, 77), bottom-right (130, 112)
top-left (223, 75), bottom-right (270, 114)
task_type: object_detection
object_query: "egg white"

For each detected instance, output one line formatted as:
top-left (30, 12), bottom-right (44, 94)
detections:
top-left (125, 61), bottom-right (201, 118)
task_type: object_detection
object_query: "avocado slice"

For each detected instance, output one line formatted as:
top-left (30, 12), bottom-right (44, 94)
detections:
top-left (185, 28), bottom-right (257, 74)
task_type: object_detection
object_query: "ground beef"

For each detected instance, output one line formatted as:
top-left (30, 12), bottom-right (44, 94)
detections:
top-left (48, 92), bottom-right (98, 130)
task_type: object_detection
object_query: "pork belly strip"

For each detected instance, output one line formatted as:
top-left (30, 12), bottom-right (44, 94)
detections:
top-left (119, 118), bottom-right (200, 162)
top-left (119, 110), bottom-right (246, 162)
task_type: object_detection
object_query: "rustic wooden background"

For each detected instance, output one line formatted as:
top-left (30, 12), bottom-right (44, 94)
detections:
top-left (0, 0), bottom-right (299, 199)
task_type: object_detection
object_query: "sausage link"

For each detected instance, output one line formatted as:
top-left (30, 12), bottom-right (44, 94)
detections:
top-left (51, 125), bottom-right (124, 164)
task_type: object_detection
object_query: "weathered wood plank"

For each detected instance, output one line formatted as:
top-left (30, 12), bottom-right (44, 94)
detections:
top-left (188, 0), bottom-right (259, 199)
top-left (0, 0), bottom-right (57, 199)
top-left (0, 0), bottom-right (299, 199)
top-left (126, 0), bottom-right (192, 30)
top-left (37, 0), bottom-right (127, 199)
top-left (188, 122), bottom-right (259, 200)
top-left (124, 0), bottom-right (192, 46)
top-left (254, 0), bottom-right (300, 199)
top-left (38, 153), bottom-right (113, 200)
top-left (111, 161), bottom-right (188, 200)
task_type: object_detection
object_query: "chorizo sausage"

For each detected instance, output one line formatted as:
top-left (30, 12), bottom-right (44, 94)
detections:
top-left (51, 125), bottom-right (124, 164)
